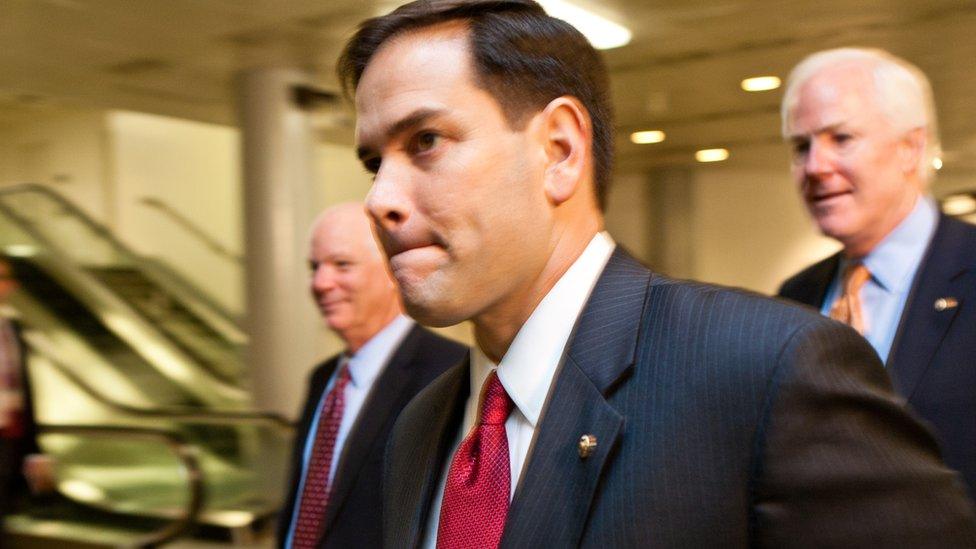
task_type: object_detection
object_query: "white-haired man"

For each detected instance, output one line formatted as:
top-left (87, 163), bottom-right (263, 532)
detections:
top-left (779, 47), bottom-right (976, 499)
top-left (278, 203), bottom-right (466, 548)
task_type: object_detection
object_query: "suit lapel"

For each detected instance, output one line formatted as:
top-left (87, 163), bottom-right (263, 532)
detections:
top-left (887, 215), bottom-right (976, 399)
top-left (391, 359), bottom-right (470, 549)
top-left (277, 357), bottom-right (337, 545)
top-left (322, 326), bottom-right (426, 534)
top-left (501, 249), bottom-right (650, 547)
top-left (790, 253), bottom-right (840, 308)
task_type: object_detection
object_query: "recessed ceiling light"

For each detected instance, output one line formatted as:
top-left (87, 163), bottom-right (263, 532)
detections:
top-left (537, 0), bottom-right (632, 50)
top-left (932, 157), bottom-right (943, 170)
top-left (942, 194), bottom-right (976, 216)
top-left (696, 148), bottom-right (730, 163)
top-left (740, 76), bottom-right (781, 92)
top-left (630, 130), bottom-right (666, 144)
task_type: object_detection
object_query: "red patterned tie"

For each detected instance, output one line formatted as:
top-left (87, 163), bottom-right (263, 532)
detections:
top-left (292, 364), bottom-right (352, 548)
top-left (437, 370), bottom-right (514, 549)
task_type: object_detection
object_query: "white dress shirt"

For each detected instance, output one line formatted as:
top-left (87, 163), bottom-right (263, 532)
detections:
top-left (422, 232), bottom-right (616, 547)
top-left (286, 314), bottom-right (414, 547)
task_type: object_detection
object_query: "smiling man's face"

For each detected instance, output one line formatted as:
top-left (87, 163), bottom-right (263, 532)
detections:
top-left (308, 204), bottom-right (400, 351)
top-left (786, 64), bottom-right (924, 257)
top-left (356, 24), bottom-right (552, 327)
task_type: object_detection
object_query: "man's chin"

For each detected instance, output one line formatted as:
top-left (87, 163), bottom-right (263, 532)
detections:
top-left (402, 296), bottom-right (468, 328)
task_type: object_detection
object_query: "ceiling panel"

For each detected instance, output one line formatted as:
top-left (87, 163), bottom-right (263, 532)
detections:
top-left (1, 0), bottom-right (974, 184)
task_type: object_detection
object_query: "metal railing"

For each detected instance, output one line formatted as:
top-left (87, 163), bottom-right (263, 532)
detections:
top-left (137, 196), bottom-right (243, 265)
top-left (25, 335), bottom-right (293, 430)
top-left (37, 424), bottom-right (204, 548)
top-left (0, 183), bottom-right (243, 329)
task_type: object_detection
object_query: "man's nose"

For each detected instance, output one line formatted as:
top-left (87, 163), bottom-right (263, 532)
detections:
top-left (312, 265), bottom-right (336, 292)
top-left (804, 139), bottom-right (835, 178)
top-left (366, 164), bottom-right (411, 234)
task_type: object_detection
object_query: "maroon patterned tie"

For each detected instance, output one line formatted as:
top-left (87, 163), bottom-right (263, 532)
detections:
top-left (437, 371), bottom-right (514, 549)
top-left (292, 364), bottom-right (352, 548)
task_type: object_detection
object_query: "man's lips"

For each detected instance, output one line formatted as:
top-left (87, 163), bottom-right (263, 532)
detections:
top-left (808, 189), bottom-right (852, 203)
top-left (389, 244), bottom-right (442, 265)
top-left (381, 232), bottom-right (445, 258)
top-left (318, 299), bottom-right (346, 311)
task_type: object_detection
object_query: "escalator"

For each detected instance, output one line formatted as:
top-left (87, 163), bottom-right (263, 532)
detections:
top-left (0, 184), bottom-right (292, 545)
top-left (0, 183), bottom-right (247, 389)
top-left (10, 256), bottom-right (201, 407)
top-left (90, 265), bottom-right (242, 384)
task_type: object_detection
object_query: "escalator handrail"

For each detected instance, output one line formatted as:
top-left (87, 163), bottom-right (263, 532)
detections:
top-left (138, 196), bottom-right (243, 264)
top-left (26, 337), bottom-right (294, 431)
top-left (0, 182), bottom-right (243, 330)
top-left (36, 423), bottom-right (204, 548)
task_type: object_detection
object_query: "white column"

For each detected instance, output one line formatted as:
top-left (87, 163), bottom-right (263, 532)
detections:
top-left (237, 68), bottom-right (322, 419)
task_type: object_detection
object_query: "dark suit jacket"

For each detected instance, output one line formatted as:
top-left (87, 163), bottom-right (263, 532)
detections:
top-left (278, 324), bottom-right (466, 548)
top-left (385, 249), bottom-right (976, 548)
top-left (779, 214), bottom-right (976, 500)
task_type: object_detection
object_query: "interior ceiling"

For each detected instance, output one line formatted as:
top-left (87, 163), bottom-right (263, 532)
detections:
top-left (3, 0), bottom-right (976, 181)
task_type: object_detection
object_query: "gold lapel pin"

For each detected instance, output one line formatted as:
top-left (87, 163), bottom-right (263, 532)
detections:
top-left (578, 434), bottom-right (597, 459)
top-left (934, 297), bottom-right (959, 312)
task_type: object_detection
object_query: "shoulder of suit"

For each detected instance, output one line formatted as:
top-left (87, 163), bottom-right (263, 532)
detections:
top-left (410, 325), bottom-right (468, 355)
top-left (399, 355), bottom-right (465, 414)
top-left (935, 214), bottom-right (976, 247)
top-left (307, 354), bottom-right (342, 381)
top-left (646, 273), bottom-right (829, 333)
top-left (778, 253), bottom-right (839, 296)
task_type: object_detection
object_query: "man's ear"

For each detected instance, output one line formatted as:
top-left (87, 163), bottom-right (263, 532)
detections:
top-left (540, 96), bottom-right (591, 206)
top-left (898, 126), bottom-right (927, 178)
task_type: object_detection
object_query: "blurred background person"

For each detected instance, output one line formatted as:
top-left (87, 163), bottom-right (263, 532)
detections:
top-left (779, 47), bottom-right (976, 500)
top-left (0, 256), bottom-right (33, 544)
top-left (0, 258), bottom-right (55, 544)
top-left (278, 203), bottom-right (466, 548)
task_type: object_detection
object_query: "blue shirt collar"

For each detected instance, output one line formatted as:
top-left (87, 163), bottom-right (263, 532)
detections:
top-left (853, 195), bottom-right (937, 293)
top-left (344, 314), bottom-right (413, 388)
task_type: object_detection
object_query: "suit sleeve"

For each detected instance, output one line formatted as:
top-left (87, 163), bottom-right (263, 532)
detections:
top-left (753, 320), bottom-right (976, 548)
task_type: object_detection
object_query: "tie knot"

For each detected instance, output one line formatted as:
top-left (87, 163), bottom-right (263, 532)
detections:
top-left (479, 371), bottom-right (513, 426)
top-left (844, 262), bottom-right (871, 293)
top-left (336, 363), bottom-right (352, 388)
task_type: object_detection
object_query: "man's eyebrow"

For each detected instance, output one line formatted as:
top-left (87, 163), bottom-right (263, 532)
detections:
top-left (788, 122), bottom-right (845, 141)
top-left (356, 107), bottom-right (446, 162)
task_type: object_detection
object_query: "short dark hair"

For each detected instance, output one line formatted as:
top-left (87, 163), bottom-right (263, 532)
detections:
top-left (337, 0), bottom-right (615, 210)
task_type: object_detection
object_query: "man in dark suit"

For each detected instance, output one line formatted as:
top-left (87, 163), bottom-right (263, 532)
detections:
top-left (277, 203), bottom-right (466, 548)
top-left (338, 2), bottom-right (976, 546)
top-left (777, 48), bottom-right (976, 500)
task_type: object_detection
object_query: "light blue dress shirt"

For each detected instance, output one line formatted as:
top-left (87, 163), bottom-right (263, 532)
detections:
top-left (820, 197), bottom-right (938, 364)
top-left (285, 314), bottom-right (414, 548)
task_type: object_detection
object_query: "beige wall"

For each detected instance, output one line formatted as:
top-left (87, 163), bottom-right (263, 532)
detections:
top-left (609, 150), bottom-right (843, 297)
top-left (0, 107), bottom-right (111, 222)
top-left (691, 164), bottom-right (840, 294)
top-left (108, 111), bottom-right (245, 312)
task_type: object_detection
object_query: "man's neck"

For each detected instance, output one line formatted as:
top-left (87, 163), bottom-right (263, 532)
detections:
top-left (842, 191), bottom-right (922, 258)
top-left (472, 224), bottom-right (602, 362)
top-left (341, 307), bottom-right (402, 355)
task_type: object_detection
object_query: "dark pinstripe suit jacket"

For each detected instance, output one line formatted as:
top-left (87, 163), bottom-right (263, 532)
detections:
top-left (278, 325), bottom-right (466, 549)
top-left (384, 249), bottom-right (976, 548)
top-left (780, 214), bottom-right (976, 501)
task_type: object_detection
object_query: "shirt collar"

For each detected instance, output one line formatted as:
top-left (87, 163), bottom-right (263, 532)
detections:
top-left (344, 314), bottom-right (414, 388)
top-left (858, 195), bottom-right (937, 293)
top-left (471, 232), bottom-right (616, 427)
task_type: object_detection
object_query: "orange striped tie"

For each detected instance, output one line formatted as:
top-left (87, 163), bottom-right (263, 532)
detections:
top-left (829, 262), bottom-right (871, 335)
